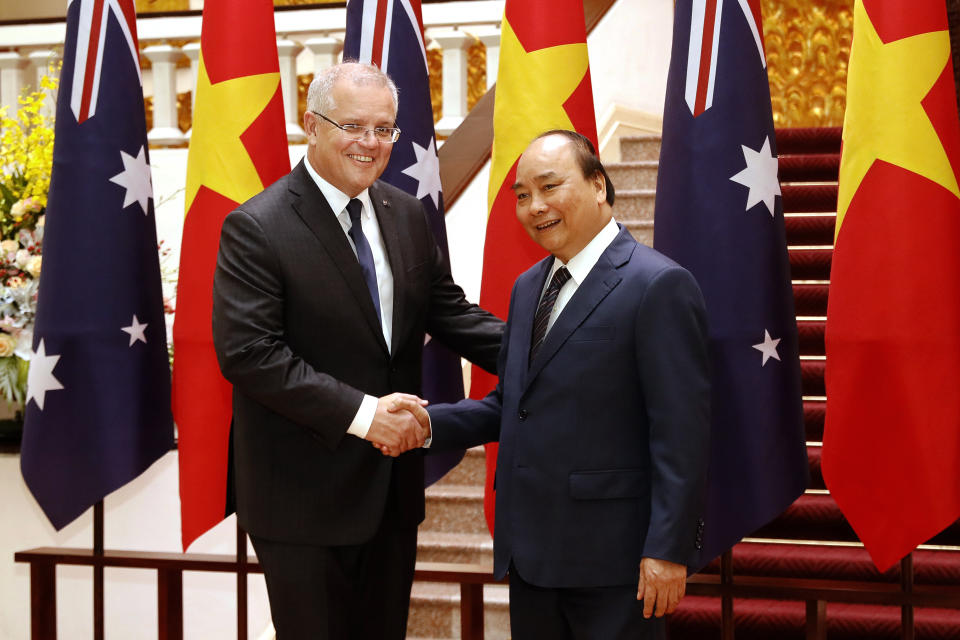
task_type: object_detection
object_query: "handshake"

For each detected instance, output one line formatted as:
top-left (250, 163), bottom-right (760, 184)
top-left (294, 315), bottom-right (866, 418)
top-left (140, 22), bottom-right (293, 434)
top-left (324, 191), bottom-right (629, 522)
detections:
top-left (364, 392), bottom-right (431, 457)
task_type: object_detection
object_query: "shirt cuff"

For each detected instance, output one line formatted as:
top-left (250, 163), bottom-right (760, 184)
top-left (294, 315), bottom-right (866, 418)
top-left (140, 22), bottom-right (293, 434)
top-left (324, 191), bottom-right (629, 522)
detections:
top-left (346, 394), bottom-right (378, 439)
top-left (422, 410), bottom-right (433, 448)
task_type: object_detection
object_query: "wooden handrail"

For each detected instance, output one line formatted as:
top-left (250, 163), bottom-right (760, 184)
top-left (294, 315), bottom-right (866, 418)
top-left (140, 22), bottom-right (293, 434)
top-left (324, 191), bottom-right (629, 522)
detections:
top-left (437, 0), bottom-right (619, 208)
top-left (16, 546), bottom-right (958, 640)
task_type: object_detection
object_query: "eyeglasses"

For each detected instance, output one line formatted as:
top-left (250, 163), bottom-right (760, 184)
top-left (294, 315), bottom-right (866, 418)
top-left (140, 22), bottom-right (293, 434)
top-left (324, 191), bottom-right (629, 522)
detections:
top-left (311, 111), bottom-right (401, 143)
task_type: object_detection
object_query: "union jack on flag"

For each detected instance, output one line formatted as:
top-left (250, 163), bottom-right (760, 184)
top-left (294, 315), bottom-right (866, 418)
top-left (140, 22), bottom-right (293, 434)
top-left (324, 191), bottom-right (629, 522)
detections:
top-left (20, 0), bottom-right (173, 530)
top-left (344, 0), bottom-right (468, 485)
top-left (69, 0), bottom-right (142, 123)
top-left (685, 0), bottom-right (766, 116)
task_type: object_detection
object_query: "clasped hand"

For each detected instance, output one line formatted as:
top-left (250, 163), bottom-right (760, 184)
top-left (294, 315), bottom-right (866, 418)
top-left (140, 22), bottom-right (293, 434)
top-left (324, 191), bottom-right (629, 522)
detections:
top-left (365, 392), bottom-right (430, 457)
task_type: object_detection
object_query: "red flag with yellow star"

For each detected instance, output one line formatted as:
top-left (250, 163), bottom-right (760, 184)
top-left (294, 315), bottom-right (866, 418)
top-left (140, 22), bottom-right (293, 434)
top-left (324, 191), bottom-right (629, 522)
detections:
top-left (173, 0), bottom-right (289, 550)
top-left (822, 0), bottom-right (960, 570)
top-left (474, 0), bottom-right (598, 533)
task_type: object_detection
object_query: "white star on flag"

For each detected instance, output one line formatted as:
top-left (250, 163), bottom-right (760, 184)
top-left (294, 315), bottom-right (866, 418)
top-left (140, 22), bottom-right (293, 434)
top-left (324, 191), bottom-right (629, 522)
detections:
top-left (26, 339), bottom-right (64, 410)
top-left (752, 329), bottom-right (782, 366)
top-left (401, 137), bottom-right (442, 209)
top-left (729, 136), bottom-right (780, 217)
top-left (109, 145), bottom-right (153, 215)
top-left (121, 314), bottom-right (148, 346)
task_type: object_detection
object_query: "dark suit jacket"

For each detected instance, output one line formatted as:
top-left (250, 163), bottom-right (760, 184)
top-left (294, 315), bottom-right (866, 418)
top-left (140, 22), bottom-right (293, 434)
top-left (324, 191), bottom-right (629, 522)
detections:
top-left (212, 159), bottom-right (503, 546)
top-left (430, 225), bottom-right (710, 588)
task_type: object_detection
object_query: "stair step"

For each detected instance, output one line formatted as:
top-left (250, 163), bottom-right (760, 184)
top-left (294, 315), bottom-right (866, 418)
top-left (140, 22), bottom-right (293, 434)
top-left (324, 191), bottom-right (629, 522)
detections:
top-left (801, 359), bottom-right (825, 396)
top-left (798, 319), bottom-right (825, 356)
top-left (789, 247), bottom-right (832, 280)
top-left (408, 582), bottom-right (510, 639)
top-left (808, 444), bottom-right (823, 489)
top-left (784, 212), bottom-right (836, 245)
top-left (793, 283), bottom-right (829, 317)
top-left (433, 446), bottom-right (486, 487)
top-left (782, 183), bottom-right (839, 213)
top-left (779, 153), bottom-right (841, 182)
top-left (669, 595), bottom-right (960, 639)
top-left (700, 541), bottom-right (960, 585)
top-left (614, 188), bottom-right (655, 222)
top-left (804, 399), bottom-right (825, 442)
top-left (776, 127), bottom-right (842, 155)
top-left (607, 160), bottom-right (659, 191)
top-left (623, 218), bottom-right (654, 247)
top-left (423, 484), bottom-right (487, 534)
top-left (417, 531), bottom-right (493, 565)
top-left (754, 492), bottom-right (960, 546)
top-left (619, 135), bottom-right (662, 162)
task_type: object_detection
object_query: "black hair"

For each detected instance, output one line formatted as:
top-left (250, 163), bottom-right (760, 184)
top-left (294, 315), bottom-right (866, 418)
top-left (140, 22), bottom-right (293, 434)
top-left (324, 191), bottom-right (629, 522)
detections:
top-left (532, 129), bottom-right (615, 206)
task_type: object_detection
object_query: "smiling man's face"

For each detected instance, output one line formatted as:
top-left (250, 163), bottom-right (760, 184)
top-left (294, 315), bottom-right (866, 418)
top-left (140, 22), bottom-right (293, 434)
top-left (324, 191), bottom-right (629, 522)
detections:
top-left (304, 78), bottom-right (396, 197)
top-left (512, 134), bottom-right (609, 263)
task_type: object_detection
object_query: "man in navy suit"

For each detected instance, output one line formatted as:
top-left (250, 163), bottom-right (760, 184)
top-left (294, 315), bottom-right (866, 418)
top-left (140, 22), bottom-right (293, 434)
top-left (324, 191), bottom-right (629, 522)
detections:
top-left (394, 130), bottom-right (710, 638)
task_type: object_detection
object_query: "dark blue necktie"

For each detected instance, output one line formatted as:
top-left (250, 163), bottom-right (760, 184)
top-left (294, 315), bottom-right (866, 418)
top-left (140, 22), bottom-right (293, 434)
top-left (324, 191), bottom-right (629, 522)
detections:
top-left (530, 266), bottom-right (571, 364)
top-left (346, 199), bottom-right (382, 325)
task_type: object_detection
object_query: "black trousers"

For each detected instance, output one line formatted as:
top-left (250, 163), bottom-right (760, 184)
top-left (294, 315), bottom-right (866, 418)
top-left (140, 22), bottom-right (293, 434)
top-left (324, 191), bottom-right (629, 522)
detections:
top-left (250, 511), bottom-right (418, 640)
top-left (508, 565), bottom-right (666, 640)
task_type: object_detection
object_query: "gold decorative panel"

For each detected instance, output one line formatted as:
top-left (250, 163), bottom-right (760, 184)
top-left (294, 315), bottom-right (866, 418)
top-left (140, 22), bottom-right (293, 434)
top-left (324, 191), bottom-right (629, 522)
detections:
top-left (763, 0), bottom-right (854, 128)
top-left (136, 0), bottom-right (189, 13)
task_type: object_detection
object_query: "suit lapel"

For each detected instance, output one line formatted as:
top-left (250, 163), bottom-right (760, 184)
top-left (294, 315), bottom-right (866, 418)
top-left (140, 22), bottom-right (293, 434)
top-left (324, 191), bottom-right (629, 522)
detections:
top-left (288, 161), bottom-right (388, 353)
top-left (369, 182), bottom-right (407, 355)
top-left (525, 228), bottom-right (637, 389)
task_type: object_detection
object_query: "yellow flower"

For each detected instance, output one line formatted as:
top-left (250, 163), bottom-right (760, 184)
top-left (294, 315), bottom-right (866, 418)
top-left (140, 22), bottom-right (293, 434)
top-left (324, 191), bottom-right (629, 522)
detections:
top-left (0, 333), bottom-right (16, 357)
top-left (25, 255), bottom-right (41, 278)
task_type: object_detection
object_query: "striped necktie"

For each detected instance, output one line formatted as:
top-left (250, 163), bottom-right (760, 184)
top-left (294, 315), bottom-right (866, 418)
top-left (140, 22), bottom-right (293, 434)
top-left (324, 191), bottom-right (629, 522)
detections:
top-left (346, 199), bottom-right (382, 325)
top-left (530, 266), bottom-right (571, 364)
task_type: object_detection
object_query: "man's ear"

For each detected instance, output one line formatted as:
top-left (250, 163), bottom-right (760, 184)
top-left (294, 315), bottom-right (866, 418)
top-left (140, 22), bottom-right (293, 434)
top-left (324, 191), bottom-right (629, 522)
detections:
top-left (594, 171), bottom-right (607, 205)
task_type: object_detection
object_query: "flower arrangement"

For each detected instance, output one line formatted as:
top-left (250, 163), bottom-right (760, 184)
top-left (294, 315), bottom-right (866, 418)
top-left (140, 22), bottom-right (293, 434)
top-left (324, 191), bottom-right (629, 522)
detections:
top-left (0, 75), bottom-right (57, 405)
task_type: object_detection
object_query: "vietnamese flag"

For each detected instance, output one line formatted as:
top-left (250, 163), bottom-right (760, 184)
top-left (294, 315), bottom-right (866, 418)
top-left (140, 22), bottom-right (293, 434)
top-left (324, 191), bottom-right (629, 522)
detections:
top-left (475, 0), bottom-right (598, 533)
top-left (822, 0), bottom-right (960, 571)
top-left (172, 0), bottom-right (289, 550)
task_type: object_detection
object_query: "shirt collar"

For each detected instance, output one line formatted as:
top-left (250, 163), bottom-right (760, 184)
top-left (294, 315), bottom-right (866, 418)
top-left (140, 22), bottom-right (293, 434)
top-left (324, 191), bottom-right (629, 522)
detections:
top-left (303, 157), bottom-right (374, 220)
top-left (549, 217), bottom-right (620, 285)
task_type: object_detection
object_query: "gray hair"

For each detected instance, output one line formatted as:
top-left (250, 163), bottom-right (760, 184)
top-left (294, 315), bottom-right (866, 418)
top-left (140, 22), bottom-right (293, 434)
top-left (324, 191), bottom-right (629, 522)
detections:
top-left (306, 61), bottom-right (399, 115)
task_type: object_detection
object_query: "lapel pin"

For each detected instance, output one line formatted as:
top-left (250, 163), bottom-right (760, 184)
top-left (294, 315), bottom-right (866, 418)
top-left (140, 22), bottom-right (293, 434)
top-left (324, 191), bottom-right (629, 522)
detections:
top-left (382, 199), bottom-right (390, 208)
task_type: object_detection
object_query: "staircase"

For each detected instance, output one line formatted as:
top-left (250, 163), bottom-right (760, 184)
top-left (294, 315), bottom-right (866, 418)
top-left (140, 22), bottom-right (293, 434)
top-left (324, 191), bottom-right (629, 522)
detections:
top-left (408, 128), bottom-right (960, 638)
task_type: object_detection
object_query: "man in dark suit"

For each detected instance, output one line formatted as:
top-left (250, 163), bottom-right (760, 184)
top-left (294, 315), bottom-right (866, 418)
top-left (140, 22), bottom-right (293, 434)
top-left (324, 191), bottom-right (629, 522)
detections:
top-left (211, 62), bottom-right (503, 639)
top-left (394, 130), bottom-right (711, 639)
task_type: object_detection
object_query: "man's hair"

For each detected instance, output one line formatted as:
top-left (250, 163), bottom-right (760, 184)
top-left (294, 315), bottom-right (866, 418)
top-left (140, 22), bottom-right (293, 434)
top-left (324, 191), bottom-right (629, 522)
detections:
top-left (533, 129), bottom-right (615, 206)
top-left (306, 61), bottom-right (399, 116)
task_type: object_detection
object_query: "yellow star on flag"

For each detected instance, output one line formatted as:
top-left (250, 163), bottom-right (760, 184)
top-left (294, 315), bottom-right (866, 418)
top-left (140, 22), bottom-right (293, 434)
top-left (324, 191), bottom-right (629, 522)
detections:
top-left (185, 53), bottom-right (281, 212)
top-left (488, 19), bottom-right (590, 208)
top-left (837, 0), bottom-right (960, 235)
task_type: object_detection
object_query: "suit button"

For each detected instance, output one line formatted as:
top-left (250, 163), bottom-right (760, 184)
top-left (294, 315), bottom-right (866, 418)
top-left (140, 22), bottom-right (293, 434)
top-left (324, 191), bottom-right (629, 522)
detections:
top-left (518, 409), bottom-right (528, 421)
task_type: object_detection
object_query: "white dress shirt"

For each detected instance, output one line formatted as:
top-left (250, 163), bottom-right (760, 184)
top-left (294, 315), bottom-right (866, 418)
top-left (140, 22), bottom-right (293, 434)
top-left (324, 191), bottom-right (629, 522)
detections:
top-left (540, 216), bottom-right (620, 334)
top-left (303, 159), bottom-right (392, 439)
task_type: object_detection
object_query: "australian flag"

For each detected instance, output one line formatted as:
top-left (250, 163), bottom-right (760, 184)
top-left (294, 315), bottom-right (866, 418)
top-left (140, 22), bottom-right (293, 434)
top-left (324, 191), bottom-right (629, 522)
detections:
top-left (20, 0), bottom-right (174, 530)
top-left (653, 0), bottom-right (808, 571)
top-left (345, 0), bottom-right (467, 485)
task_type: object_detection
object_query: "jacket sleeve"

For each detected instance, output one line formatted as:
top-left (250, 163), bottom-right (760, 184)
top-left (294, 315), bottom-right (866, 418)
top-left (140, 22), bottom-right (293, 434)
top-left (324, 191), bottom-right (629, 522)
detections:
top-left (212, 207), bottom-right (363, 449)
top-left (635, 266), bottom-right (711, 566)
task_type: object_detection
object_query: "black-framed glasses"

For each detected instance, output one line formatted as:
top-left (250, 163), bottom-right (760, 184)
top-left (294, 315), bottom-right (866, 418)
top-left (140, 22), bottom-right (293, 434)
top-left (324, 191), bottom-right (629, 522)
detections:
top-left (311, 111), bottom-right (401, 143)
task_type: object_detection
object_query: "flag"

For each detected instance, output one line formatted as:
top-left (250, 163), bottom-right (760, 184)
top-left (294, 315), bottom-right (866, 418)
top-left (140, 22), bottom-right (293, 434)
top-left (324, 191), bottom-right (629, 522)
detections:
top-left (477, 0), bottom-right (598, 532)
top-left (20, 0), bottom-right (174, 529)
top-left (173, 0), bottom-right (289, 550)
top-left (822, 0), bottom-right (960, 571)
top-left (343, 0), bottom-right (466, 486)
top-left (653, 0), bottom-right (808, 571)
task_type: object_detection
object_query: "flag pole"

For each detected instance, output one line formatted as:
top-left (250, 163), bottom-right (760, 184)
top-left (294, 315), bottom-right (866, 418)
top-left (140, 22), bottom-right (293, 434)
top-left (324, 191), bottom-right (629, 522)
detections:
top-left (900, 553), bottom-right (914, 640)
top-left (720, 549), bottom-right (734, 640)
top-left (93, 499), bottom-right (104, 640)
top-left (237, 520), bottom-right (248, 640)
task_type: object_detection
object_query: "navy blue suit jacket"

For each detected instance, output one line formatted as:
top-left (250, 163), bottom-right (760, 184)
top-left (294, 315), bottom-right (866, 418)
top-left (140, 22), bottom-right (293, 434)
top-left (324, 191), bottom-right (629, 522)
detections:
top-left (430, 225), bottom-right (711, 588)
